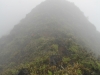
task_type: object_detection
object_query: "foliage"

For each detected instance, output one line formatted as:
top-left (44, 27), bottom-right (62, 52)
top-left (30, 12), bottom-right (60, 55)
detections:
top-left (0, 0), bottom-right (100, 75)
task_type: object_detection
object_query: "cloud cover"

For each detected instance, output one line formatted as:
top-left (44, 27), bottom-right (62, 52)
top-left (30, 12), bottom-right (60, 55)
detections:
top-left (0, 0), bottom-right (100, 37)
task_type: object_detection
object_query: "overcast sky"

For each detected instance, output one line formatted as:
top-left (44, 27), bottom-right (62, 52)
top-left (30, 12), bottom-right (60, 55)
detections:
top-left (0, 0), bottom-right (100, 37)
top-left (68, 0), bottom-right (100, 31)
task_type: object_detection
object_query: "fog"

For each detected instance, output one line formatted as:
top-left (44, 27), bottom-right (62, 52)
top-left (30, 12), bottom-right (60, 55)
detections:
top-left (0, 0), bottom-right (100, 37)
top-left (0, 0), bottom-right (45, 37)
top-left (0, 0), bottom-right (100, 74)
top-left (68, 0), bottom-right (100, 31)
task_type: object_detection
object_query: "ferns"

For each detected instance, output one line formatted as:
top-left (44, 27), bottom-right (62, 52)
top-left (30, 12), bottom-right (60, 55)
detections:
top-left (1, 36), bottom-right (100, 75)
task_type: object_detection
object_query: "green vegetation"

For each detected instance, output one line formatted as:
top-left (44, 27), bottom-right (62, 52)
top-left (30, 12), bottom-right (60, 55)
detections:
top-left (0, 35), bottom-right (100, 75)
top-left (0, 0), bottom-right (100, 75)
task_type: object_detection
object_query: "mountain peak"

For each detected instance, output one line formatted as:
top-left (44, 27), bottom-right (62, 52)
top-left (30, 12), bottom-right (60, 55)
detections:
top-left (0, 0), bottom-right (100, 75)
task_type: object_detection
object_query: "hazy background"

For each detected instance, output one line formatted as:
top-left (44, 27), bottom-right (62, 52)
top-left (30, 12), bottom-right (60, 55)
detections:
top-left (0, 0), bottom-right (100, 37)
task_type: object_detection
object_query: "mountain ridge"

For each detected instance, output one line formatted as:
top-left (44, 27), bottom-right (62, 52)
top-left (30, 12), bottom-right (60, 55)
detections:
top-left (0, 0), bottom-right (100, 75)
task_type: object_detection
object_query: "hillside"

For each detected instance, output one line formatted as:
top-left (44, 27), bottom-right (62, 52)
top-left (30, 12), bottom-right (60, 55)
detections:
top-left (0, 0), bottom-right (100, 75)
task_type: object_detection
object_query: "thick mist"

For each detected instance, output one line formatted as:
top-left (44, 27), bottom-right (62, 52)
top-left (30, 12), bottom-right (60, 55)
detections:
top-left (68, 0), bottom-right (100, 31)
top-left (0, 0), bottom-right (100, 75)
top-left (0, 0), bottom-right (100, 37)
top-left (0, 0), bottom-right (45, 37)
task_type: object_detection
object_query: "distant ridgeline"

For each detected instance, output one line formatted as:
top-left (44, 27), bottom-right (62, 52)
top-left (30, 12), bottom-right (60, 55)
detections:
top-left (0, 0), bottom-right (100, 75)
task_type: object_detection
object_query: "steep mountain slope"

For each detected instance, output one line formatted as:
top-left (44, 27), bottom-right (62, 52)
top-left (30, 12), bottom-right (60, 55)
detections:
top-left (0, 0), bottom-right (100, 75)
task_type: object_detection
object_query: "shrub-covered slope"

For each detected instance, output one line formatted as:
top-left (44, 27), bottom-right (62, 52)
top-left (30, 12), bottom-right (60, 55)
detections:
top-left (1, 34), bottom-right (100, 75)
top-left (0, 0), bottom-right (100, 75)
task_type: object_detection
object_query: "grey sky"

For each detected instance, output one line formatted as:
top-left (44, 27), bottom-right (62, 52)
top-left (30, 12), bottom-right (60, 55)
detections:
top-left (0, 0), bottom-right (100, 37)
top-left (68, 0), bottom-right (100, 31)
top-left (0, 0), bottom-right (45, 37)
